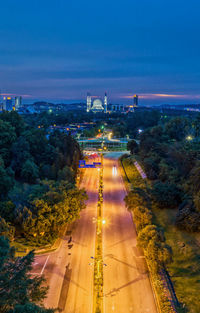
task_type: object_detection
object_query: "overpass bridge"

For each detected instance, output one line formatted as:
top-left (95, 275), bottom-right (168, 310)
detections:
top-left (78, 137), bottom-right (130, 151)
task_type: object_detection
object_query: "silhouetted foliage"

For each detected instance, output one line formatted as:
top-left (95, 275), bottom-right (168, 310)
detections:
top-left (0, 237), bottom-right (51, 313)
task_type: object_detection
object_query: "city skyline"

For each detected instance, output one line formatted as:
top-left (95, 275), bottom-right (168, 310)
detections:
top-left (1, 0), bottom-right (200, 104)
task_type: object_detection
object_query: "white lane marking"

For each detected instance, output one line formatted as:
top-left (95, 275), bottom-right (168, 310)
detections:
top-left (40, 255), bottom-right (50, 275)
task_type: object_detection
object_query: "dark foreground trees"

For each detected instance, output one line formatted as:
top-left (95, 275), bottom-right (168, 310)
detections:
top-left (0, 237), bottom-right (54, 313)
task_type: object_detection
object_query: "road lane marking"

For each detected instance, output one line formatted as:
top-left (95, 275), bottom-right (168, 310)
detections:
top-left (40, 255), bottom-right (50, 275)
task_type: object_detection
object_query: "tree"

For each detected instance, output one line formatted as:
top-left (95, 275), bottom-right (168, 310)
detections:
top-left (10, 303), bottom-right (55, 313)
top-left (194, 191), bottom-right (200, 211)
top-left (58, 166), bottom-right (75, 183)
top-left (0, 120), bottom-right (16, 165)
top-left (145, 239), bottom-right (172, 272)
top-left (23, 129), bottom-right (55, 166)
top-left (137, 225), bottom-right (162, 249)
top-left (164, 117), bottom-right (190, 141)
top-left (133, 206), bottom-right (152, 231)
top-left (127, 140), bottom-right (138, 154)
top-left (150, 182), bottom-right (182, 209)
top-left (21, 160), bottom-right (39, 183)
top-left (175, 206), bottom-right (200, 232)
top-left (0, 158), bottom-right (14, 200)
top-left (0, 237), bottom-right (48, 313)
top-left (189, 161), bottom-right (200, 194)
top-left (11, 137), bottom-right (31, 178)
top-left (0, 218), bottom-right (15, 240)
top-left (143, 156), bottom-right (159, 180)
top-left (124, 188), bottom-right (149, 210)
top-left (0, 201), bottom-right (15, 223)
top-left (0, 111), bottom-right (25, 137)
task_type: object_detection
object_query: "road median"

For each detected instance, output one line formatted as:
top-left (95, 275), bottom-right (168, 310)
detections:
top-left (93, 154), bottom-right (104, 313)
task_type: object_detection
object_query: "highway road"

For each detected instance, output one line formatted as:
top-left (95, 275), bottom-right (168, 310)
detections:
top-left (34, 153), bottom-right (157, 313)
top-left (34, 159), bottom-right (99, 313)
top-left (102, 154), bottom-right (157, 313)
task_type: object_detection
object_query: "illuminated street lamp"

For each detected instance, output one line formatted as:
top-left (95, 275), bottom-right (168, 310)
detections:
top-left (138, 129), bottom-right (143, 134)
top-left (186, 135), bottom-right (193, 141)
top-left (108, 132), bottom-right (113, 140)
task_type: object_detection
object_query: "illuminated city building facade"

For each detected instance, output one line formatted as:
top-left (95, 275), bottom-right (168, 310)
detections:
top-left (15, 96), bottom-right (22, 110)
top-left (87, 92), bottom-right (108, 113)
top-left (133, 94), bottom-right (138, 107)
top-left (3, 97), bottom-right (13, 111)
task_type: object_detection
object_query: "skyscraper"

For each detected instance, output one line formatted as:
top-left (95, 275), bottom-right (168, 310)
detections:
top-left (133, 94), bottom-right (138, 107)
top-left (87, 92), bottom-right (92, 112)
top-left (3, 97), bottom-right (13, 111)
top-left (15, 96), bottom-right (22, 110)
top-left (104, 92), bottom-right (107, 113)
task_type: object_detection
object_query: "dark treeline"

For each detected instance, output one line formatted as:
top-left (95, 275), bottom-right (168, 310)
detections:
top-left (0, 111), bottom-right (87, 245)
top-left (127, 114), bottom-right (200, 232)
top-left (0, 237), bottom-right (56, 313)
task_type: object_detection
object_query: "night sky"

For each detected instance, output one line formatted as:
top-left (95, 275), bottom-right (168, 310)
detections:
top-left (0, 0), bottom-right (200, 105)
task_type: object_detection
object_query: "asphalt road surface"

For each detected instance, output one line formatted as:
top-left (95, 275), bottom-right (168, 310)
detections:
top-left (34, 160), bottom-right (99, 313)
top-left (102, 155), bottom-right (157, 313)
top-left (34, 153), bottom-right (157, 313)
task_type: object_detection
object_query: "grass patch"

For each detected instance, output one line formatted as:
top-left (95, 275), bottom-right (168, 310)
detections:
top-left (153, 208), bottom-right (200, 313)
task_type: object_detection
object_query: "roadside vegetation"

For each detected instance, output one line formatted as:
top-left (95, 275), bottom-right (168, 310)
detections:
top-left (0, 236), bottom-right (56, 313)
top-left (0, 111), bottom-right (87, 248)
top-left (122, 156), bottom-right (177, 313)
top-left (124, 113), bottom-right (200, 313)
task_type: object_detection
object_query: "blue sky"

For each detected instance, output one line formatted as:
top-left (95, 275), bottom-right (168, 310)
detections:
top-left (0, 0), bottom-right (200, 104)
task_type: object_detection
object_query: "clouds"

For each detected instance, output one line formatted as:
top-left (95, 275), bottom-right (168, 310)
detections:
top-left (0, 0), bottom-right (200, 104)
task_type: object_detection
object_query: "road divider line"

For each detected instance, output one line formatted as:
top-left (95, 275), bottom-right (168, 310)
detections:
top-left (40, 255), bottom-right (50, 275)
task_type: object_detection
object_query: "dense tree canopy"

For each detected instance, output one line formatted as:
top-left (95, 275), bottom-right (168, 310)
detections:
top-left (126, 113), bottom-right (200, 232)
top-left (0, 111), bottom-right (87, 246)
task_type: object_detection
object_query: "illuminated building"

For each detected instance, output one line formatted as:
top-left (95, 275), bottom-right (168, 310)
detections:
top-left (92, 99), bottom-right (104, 112)
top-left (15, 96), bottom-right (22, 110)
top-left (86, 92), bottom-right (108, 113)
top-left (133, 94), bottom-right (138, 107)
top-left (3, 97), bottom-right (13, 111)
top-left (111, 104), bottom-right (124, 112)
top-left (87, 93), bottom-right (92, 112)
top-left (104, 92), bottom-right (107, 113)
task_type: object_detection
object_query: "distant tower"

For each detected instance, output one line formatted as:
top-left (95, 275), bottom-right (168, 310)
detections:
top-left (104, 92), bottom-right (108, 113)
top-left (87, 92), bottom-right (92, 112)
top-left (133, 94), bottom-right (138, 107)
top-left (15, 96), bottom-right (22, 110)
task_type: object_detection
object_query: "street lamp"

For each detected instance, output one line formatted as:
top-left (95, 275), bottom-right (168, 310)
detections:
top-left (186, 135), bottom-right (193, 141)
